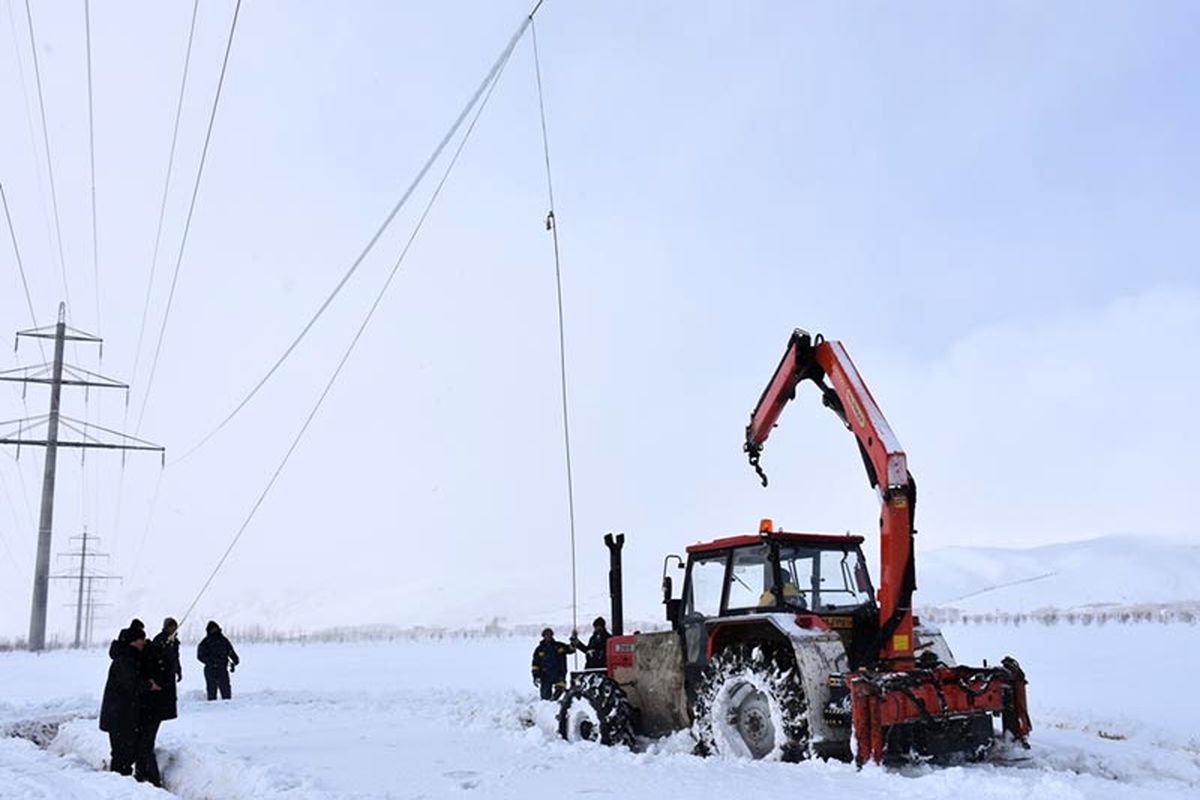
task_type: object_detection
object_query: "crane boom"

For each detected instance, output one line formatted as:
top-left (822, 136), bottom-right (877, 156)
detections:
top-left (744, 329), bottom-right (916, 665)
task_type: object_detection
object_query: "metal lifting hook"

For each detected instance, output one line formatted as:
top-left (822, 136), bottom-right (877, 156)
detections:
top-left (746, 443), bottom-right (769, 487)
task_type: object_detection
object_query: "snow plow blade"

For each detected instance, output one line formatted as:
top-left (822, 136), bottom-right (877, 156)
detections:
top-left (847, 656), bottom-right (1031, 765)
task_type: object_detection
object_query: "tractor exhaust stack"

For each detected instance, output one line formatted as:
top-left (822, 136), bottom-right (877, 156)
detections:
top-left (605, 532), bottom-right (625, 636)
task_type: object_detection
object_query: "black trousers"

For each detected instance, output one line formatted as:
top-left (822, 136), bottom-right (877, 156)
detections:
top-left (539, 678), bottom-right (565, 701)
top-left (135, 719), bottom-right (162, 786)
top-left (204, 665), bottom-right (232, 700)
top-left (108, 730), bottom-right (136, 775)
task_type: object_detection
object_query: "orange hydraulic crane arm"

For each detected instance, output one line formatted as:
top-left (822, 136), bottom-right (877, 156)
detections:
top-left (744, 329), bottom-right (917, 664)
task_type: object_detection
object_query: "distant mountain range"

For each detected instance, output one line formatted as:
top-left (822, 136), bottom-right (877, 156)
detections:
top-left (914, 535), bottom-right (1200, 612)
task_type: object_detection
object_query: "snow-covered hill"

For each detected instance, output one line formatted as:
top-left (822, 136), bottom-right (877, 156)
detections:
top-left (916, 535), bottom-right (1200, 612)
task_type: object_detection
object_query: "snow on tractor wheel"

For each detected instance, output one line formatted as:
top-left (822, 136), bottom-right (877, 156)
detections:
top-left (557, 672), bottom-right (636, 748)
top-left (693, 644), bottom-right (810, 762)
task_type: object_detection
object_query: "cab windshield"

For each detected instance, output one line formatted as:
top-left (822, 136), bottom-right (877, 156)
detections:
top-left (720, 543), bottom-right (873, 613)
top-left (776, 544), bottom-right (873, 612)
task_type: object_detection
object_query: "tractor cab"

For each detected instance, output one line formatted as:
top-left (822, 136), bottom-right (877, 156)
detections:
top-left (666, 520), bottom-right (882, 673)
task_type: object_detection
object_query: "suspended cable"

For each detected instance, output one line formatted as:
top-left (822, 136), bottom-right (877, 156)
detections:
top-left (130, 0), bottom-right (199, 390)
top-left (83, 0), bottom-right (102, 553)
top-left (181, 23), bottom-right (519, 624)
top-left (114, 0), bottom-right (200, 561)
top-left (128, 469), bottom-right (164, 577)
top-left (170, 5), bottom-right (540, 466)
top-left (85, 0), bottom-right (100, 334)
top-left (1, 183), bottom-right (43, 360)
top-left (531, 19), bottom-right (579, 648)
top-left (136, 0), bottom-right (243, 434)
top-left (22, 0), bottom-right (71, 312)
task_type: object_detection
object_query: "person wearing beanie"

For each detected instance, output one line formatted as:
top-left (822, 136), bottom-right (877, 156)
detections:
top-left (132, 616), bottom-right (182, 787)
top-left (570, 617), bottom-right (611, 669)
top-left (530, 627), bottom-right (576, 700)
top-left (196, 620), bottom-right (240, 700)
top-left (99, 627), bottom-right (157, 779)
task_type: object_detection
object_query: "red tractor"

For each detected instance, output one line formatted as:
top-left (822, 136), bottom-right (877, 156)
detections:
top-left (558, 329), bottom-right (1031, 764)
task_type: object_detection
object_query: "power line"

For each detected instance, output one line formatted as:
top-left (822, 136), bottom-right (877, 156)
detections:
top-left (1, 183), bottom-right (43, 358)
top-left (114, 2), bottom-right (201, 559)
top-left (22, 0), bottom-right (71, 312)
top-left (170, 6), bottom-right (538, 466)
top-left (4, 0), bottom-right (56, 303)
top-left (136, 0), bottom-right (243, 434)
top-left (531, 19), bottom-right (579, 650)
top-left (181, 19), bottom-right (521, 624)
top-left (85, 0), bottom-right (100, 335)
top-left (130, 0), bottom-right (200, 390)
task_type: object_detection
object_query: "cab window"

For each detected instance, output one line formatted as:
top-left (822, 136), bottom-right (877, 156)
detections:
top-left (724, 545), bottom-right (773, 610)
top-left (686, 553), bottom-right (727, 617)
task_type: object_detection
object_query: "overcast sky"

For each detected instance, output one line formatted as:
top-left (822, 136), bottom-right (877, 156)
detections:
top-left (0, 1), bottom-right (1196, 641)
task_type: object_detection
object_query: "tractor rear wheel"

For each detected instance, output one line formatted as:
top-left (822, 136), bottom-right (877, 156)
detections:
top-left (693, 644), bottom-right (810, 761)
top-left (557, 672), bottom-right (636, 748)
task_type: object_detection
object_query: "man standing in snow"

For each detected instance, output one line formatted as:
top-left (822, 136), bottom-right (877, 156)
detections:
top-left (531, 627), bottom-right (575, 700)
top-left (570, 617), bottom-right (611, 669)
top-left (197, 620), bottom-right (240, 701)
top-left (134, 617), bottom-right (182, 786)
top-left (100, 627), bottom-right (158, 777)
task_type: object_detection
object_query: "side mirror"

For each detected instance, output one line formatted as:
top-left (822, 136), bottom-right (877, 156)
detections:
top-left (661, 575), bottom-right (673, 604)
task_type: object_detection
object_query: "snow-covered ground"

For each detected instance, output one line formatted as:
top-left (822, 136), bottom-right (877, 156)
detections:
top-left (1, 624), bottom-right (1197, 799)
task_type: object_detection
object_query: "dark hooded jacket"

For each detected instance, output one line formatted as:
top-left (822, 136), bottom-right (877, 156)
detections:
top-left (197, 627), bottom-right (239, 671)
top-left (99, 640), bottom-right (143, 734)
top-left (145, 631), bottom-right (181, 721)
top-left (579, 628), bottom-right (610, 669)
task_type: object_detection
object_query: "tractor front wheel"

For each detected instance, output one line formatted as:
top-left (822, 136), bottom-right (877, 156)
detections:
top-left (557, 672), bottom-right (636, 748)
top-left (693, 644), bottom-right (810, 761)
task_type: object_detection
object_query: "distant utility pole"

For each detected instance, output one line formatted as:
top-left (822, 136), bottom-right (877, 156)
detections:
top-left (77, 574), bottom-right (113, 647)
top-left (0, 304), bottom-right (164, 651)
top-left (51, 529), bottom-right (120, 648)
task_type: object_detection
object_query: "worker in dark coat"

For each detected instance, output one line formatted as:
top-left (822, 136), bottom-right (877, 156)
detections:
top-left (571, 617), bottom-right (611, 669)
top-left (531, 627), bottom-right (575, 700)
top-left (99, 627), bottom-right (153, 777)
top-left (133, 617), bottom-right (181, 787)
top-left (196, 620), bottom-right (239, 701)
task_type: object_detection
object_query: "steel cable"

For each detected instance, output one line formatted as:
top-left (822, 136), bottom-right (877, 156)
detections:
top-left (130, 0), bottom-right (200, 391)
top-left (114, 0), bottom-right (200, 560)
top-left (169, 6), bottom-right (538, 467)
top-left (530, 19), bottom-right (580, 649)
top-left (22, 0), bottom-right (70, 313)
top-left (85, 0), bottom-right (100, 335)
top-left (136, 0), bottom-right (243, 434)
top-left (180, 12), bottom-right (522, 626)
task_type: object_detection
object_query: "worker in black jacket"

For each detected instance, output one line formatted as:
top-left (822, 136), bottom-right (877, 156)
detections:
top-left (531, 627), bottom-right (576, 700)
top-left (99, 627), bottom-right (156, 777)
top-left (196, 620), bottom-right (240, 701)
top-left (570, 617), bottom-right (611, 669)
top-left (131, 617), bottom-right (181, 786)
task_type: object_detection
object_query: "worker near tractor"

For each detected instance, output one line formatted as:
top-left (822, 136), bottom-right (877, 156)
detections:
top-left (757, 568), bottom-right (804, 608)
top-left (531, 627), bottom-right (576, 700)
top-left (197, 620), bottom-right (240, 700)
top-left (570, 617), bottom-right (611, 669)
